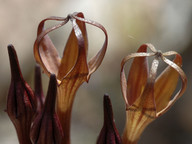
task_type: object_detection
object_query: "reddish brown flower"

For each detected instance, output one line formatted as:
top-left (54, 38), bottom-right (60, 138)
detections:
top-left (7, 45), bottom-right (36, 144)
top-left (33, 12), bottom-right (108, 144)
top-left (30, 74), bottom-right (63, 144)
top-left (97, 94), bottom-right (122, 144)
top-left (120, 44), bottom-right (187, 144)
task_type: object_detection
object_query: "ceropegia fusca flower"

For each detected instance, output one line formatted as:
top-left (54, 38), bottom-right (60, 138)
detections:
top-left (120, 44), bottom-right (187, 144)
top-left (7, 45), bottom-right (36, 144)
top-left (30, 74), bottom-right (63, 144)
top-left (97, 94), bottom-right (122, 144)
top-left (33, 12), bottom-right (108, 143)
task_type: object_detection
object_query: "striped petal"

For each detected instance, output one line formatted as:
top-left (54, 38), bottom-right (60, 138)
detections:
top-left (122, 82), bottom-right (156, 143)
top-left (57, 13), bottom-right (88, 81)
top-left (154, 54), bottom-right (182, 112)
top-left (127, 44), bottom-right (149, 105)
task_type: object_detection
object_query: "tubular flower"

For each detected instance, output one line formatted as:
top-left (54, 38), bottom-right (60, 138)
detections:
top-left (120, 44), bottom-right (187, 144)
top-left (7, 45), bottom-right (36, 144)
top-left (97, 94), bottom-right (122, 144)
top-left (30, 74), bottom-right (63, 144)
top-left (33, 12), bottom-right (108, 144)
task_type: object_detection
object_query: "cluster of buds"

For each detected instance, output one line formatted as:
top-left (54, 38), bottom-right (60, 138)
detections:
top-left (6, 12), bottom-right (187, 144)
top-left (7, 45), bottom-right (63, 144)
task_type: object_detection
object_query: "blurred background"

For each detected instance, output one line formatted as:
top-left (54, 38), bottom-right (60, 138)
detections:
top-left (0, 0), bottom-right (192, 143)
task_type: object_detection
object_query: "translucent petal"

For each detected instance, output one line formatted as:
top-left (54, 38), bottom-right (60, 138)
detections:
top-left (34, 17), bottom-right (68, 76)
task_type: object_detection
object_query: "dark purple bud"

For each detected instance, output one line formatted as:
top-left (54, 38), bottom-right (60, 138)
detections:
top-left (97, 94), bottom-right (122, 144)
top-left (7, 44), bottom-right (36, 144)
top-left (34, 64), bottom-right (44, 111)
top-left (30, 74), bottom-right (63, 144)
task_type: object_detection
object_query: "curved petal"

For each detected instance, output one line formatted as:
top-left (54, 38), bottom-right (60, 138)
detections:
top-left (73, 15), bottom-right (108, 80)
top-left (156, 54), bottom-right (187, 117)
top-left (126, 44), bottom-right (149, 106)
top-left (57, 12), bottom-right (88, 80)
top-left (34, 17), bottom-right (69, 76)
top-left (154, 54), bottom-right (182, 112)
top-left (59, 16), bottom-right (89, 84)
top-left (120, 50), bottom-right (154, 107)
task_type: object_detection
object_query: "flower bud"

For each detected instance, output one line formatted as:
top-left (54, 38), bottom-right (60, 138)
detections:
top-left (7, 44), bottom-right (36, 144)
top-left (97, 94), bottom-right (122, 144)
top-left (30, 74), bottom-right (63, 144)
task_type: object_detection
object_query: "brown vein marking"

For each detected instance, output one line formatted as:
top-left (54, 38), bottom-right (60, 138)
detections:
top-left (128, 104), bottom-right (156, 119)
top-left (63, 73), bottom-right (88, 80)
